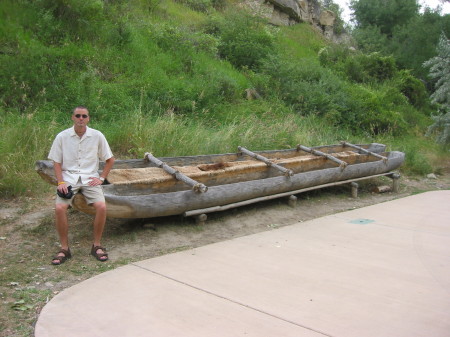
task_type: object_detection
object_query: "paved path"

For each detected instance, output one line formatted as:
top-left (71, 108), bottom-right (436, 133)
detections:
top-left (35, 191), bottom-right (450, 337)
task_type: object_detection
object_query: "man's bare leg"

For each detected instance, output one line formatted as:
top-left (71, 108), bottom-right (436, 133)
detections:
top-left (53, 203), bottom-right (70, 264)
top-left (92, 201), bottom-right (108, 261)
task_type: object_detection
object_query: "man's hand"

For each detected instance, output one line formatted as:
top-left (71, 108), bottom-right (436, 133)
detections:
top-left (57, 182), bottom-right (68, 194)
top-left (88, 177), bottom-right (104, 186)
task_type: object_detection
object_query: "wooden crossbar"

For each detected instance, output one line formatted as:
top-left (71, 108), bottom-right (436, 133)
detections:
top-left (297, 144), bottom-right (347, 169)
top-left (144, 153), bottom-right (208, 193)
top-left (238, 146), bottom-right (294, 176)
top-left (341, 141), bottom-right (388, 163)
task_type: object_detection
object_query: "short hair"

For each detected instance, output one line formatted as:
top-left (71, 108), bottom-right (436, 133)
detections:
top-left (72, 106), bottom-right (89, 114)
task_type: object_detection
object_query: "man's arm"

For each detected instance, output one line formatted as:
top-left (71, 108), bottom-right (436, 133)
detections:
top-left (89, 157), bottom-right (115, 186)
top-left (53, 162), bottom-right (68, 193)
top-left (100, 157), bottom-right (115, 181)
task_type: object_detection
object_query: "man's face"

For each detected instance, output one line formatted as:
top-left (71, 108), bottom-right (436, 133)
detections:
top-left (72, 108), bottom-right (90, 127)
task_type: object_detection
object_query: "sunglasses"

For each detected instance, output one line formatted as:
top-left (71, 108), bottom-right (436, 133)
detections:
top-left (75, 114), bottom-right (89, 118)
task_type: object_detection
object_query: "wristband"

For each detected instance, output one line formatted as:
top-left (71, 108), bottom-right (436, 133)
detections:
top-left (99, 177), bottom-right (105, 182)
top-left (58, 181), bottom-right (66, 185)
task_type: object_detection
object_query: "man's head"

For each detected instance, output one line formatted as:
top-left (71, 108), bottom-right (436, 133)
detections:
top-left (72, 106), bottom-right (90, 128)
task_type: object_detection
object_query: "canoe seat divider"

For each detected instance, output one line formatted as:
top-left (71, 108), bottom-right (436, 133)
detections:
top-left (297, 144), bottom-right (348, 170)
top-left (341, 141), bottom-right (388, 163)
top-left (238, 146), bottom-right (294, 177)
top-left (144, 152), bottom-right (208, 193)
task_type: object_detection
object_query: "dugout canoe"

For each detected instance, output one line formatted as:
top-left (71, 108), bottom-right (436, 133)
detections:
top-left (35, 142), bottom-right (405, 219)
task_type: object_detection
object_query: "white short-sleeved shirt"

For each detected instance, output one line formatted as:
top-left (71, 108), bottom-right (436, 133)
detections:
top-left (48, 126), bottom-right (113, 185)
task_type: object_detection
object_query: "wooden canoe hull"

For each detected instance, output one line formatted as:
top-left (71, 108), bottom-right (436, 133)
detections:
top-left (35, 143), bottom-right (387, 186)
top-left (71, 150), bottom-right (405, 218)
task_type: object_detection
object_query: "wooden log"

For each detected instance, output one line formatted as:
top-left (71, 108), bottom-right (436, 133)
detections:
top-left (297, 145), bottom-right (347, 169)
top-left (371, 185), bottom-right (391, 193)
top-left (238, 146), bottom-right (294, 176)
top-left (144, 153), bottom-right (208, 193)
top-left (183, 171), bottom-right (399, 218)
top-left (341, 141), bottom-right (387, 163)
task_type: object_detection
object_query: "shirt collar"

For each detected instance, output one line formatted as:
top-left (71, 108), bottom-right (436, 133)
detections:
top-left (70, 126), bottom-right (92, 137)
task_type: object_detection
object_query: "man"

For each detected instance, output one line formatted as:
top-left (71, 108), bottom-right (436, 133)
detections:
top-left (48, 106), bottom-right (115, 265)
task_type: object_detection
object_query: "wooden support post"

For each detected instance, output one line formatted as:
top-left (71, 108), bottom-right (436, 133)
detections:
top-left (351, 182), bottom-right (359, 198)
top-left (288, 195), bottom-right (297, 207)
top-left (390, 173), bottom-right (400, 193)
top-left (195, 213), bottom-right (207, 225)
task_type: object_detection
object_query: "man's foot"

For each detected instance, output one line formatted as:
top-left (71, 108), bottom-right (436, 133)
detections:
top-left (51, 248), bottom-right (72, 265)
top-left (91, 245), bottom-right (108, 262)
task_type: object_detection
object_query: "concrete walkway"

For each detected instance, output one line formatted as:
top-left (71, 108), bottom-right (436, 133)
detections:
top-left (35, 191), bottom-right (450, 337)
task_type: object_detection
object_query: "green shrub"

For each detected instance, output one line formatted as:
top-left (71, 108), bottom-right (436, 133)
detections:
top-left (319, 45), bottom-right (398, 83)
top-left (31, 0), bottom-right (106, 41)
top-left (352, 25), bottom-right (389, 54)
top-left (394, 70), bottom-right (429, 109)
top-left (259, 56), bottom-right (341, 115)
top-left (318, 45), bottom-right (352, 68)
top-left (150, 23), bottom-right (219, 56)
top-left (174, 0), bottom-right (213, 12)
top-left (259, 55), bottom-right (409, 135)
top-left (394, 138), bottom-right (434, 175)
top-left (346, 53), bottom-right (397, 83)
top-left (207, 10), bottom-right (277, 70)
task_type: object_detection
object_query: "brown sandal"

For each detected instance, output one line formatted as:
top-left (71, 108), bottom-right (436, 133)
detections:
top-left (91, 245), bottom-right (108, 262)
top-left (51, 248), bottom-right (72, 265)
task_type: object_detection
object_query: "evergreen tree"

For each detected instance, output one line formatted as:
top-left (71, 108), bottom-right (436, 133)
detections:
top-left (424, 34), bottom-right (450, 144)
top-left (424, 33), bottom-right (450, 109)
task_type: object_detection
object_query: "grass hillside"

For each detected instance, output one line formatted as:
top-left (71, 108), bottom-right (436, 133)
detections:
top-left (0, 0), bottom-right (448, 197)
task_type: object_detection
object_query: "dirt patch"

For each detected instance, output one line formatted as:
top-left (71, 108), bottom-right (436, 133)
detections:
top-left (1, 173), bottom-right (449, 336)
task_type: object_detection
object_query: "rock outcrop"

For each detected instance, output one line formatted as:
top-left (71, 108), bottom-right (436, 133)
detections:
top-left (241, 0), bottom-right (338, 39)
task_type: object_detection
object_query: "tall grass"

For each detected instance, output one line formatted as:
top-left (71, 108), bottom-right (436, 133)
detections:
top-left (0, 112), bottom-right (60, 196)
top-left (1, 105), bottom-right (351, 197)
top-left (2, 104), bottom-right (434, 198)
top-left (0, 0), bottom-right (447, 198)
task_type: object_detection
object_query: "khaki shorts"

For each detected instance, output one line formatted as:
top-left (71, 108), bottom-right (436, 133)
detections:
top-left (55, 184), bottom-right (105, 206)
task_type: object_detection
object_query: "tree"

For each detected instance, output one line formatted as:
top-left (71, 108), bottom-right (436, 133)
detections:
top-left (389, 9), bottom-right (450, 80)
top-left (352, 25), bottom-right (389, 54)
top-left (424, 34), bottom-right (450, 144)
top-left (424, 33), bottom-right (450, 110)
top-left (350, 1), bottom-right (450, 81)
top-left (350, 0), bottom-right (419, 37)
